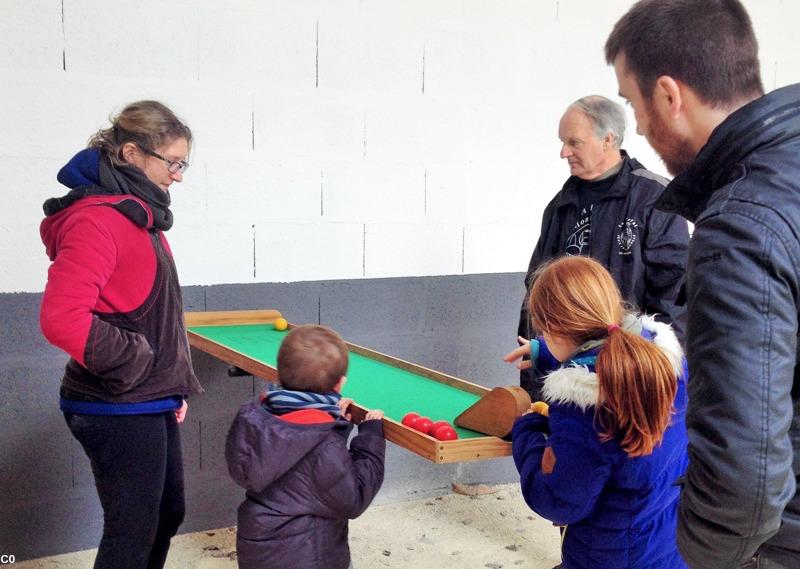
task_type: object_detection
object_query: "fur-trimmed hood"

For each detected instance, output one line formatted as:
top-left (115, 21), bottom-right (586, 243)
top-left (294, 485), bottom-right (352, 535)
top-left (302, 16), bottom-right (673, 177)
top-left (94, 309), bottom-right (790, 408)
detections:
top-left (542, 315), bottom-right (684, 410)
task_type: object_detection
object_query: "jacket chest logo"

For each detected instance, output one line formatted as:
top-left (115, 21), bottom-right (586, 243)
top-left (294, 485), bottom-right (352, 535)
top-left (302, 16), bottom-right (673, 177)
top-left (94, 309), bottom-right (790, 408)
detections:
top-left (616, 218), bottom-right (638, 255)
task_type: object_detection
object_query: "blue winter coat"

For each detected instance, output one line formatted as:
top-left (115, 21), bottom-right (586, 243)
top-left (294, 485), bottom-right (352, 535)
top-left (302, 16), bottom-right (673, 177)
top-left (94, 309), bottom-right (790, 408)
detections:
top-left (512, 316), bottom-right (689, 569)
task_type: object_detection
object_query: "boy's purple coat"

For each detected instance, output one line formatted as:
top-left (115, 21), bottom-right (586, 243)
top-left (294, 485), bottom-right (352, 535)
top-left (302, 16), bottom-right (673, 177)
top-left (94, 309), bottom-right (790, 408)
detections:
top-left (226, 402), bottom-right (385, 569)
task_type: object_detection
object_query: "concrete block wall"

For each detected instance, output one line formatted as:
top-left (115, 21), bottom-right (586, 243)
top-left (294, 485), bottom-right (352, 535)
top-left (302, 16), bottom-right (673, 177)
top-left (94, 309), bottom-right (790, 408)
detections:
top-left (3, 1), bottom-right (798, 293)
top-left (2, 1), bottom-right (797, 292)
top-left (1, 0), bottom-right (798, 560)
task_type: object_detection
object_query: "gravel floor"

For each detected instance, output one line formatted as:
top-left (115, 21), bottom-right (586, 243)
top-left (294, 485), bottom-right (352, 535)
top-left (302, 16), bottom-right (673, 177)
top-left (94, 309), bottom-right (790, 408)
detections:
top-left (15, 483), bottom-right (562, 569)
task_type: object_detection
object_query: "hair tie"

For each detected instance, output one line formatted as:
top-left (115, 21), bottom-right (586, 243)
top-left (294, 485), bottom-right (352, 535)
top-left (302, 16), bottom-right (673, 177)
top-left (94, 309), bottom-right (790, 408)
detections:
top-left (607, 323), bottom-right (620, 334)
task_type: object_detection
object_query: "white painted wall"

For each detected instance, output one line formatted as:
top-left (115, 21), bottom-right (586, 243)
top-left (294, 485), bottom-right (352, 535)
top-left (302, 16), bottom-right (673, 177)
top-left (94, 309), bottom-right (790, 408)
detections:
top-left (1, 0), bottom-right (796, 292)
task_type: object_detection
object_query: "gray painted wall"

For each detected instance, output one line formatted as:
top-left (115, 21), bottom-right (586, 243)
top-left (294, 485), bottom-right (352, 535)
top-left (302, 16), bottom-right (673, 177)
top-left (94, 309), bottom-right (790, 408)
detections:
top-left (0, 272), bottom-right (526, 561)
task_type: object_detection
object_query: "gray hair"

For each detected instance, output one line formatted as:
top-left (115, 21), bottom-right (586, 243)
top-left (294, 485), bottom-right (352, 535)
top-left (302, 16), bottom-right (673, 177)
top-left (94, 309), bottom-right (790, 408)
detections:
top-left (569, 95), bottom-right (626, 148)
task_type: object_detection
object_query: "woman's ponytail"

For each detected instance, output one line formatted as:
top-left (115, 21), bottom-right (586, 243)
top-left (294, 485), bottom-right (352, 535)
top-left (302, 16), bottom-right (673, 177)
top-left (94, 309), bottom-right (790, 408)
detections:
top-left (88, 100), bottom-right (192, 166)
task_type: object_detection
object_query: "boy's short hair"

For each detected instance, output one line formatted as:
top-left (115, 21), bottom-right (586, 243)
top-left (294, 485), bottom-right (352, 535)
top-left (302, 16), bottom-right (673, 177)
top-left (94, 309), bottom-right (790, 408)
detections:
top-left (277, 325), bottom-right (349, 392)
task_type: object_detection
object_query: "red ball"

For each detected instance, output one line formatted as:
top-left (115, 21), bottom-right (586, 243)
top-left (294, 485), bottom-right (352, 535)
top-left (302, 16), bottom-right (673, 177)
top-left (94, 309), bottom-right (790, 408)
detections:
top-left (433, 425), bottom-right (458, 441)
top-left (430, 420), bottom-right (450, 434)
top-left (401, 412), bottom-right (421, 428)
top-left (414, 417), bottom-right (434, 435)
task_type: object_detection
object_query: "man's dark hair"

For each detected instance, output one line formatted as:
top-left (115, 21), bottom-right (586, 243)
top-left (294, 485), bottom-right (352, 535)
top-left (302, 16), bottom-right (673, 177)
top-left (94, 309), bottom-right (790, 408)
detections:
top-left (605, 0), bottom-right (763, 106)
top-left (277, 325), bottom-right (348, 392)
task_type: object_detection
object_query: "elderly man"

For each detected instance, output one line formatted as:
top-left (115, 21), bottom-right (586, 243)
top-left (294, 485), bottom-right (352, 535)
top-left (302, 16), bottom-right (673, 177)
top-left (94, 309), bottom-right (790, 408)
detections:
top-left (607, 1), bottom-right (800, 568)
top-left (518, 95), bottom-right (689, 400)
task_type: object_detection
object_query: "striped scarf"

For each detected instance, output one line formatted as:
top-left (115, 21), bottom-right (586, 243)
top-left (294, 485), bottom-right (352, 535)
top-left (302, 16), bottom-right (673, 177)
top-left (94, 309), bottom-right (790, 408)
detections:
top-left (262, 389), bottom-right (342, 418)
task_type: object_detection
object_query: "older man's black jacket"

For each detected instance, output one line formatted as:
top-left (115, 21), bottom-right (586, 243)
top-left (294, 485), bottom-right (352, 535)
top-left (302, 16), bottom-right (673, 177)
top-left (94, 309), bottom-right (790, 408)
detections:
top-left (657, 83), bottom-right (800, 569)
top-left (519, 152), bottom-right (690, 399)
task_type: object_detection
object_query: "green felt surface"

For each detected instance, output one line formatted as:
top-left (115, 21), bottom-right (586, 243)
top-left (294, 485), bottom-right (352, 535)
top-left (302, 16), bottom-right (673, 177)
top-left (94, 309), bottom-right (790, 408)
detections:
top-left (189, 324), bottom-right (484, 439)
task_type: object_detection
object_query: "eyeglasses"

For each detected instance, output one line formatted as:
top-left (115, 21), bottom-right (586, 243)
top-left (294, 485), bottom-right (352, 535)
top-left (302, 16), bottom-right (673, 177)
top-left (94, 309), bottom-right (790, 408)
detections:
top-left (144, 149), bottom-right (190, 174)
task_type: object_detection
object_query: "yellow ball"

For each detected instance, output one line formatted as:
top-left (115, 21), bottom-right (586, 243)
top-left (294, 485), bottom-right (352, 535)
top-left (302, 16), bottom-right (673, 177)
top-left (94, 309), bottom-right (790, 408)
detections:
top-left (274, 317), bottom-right (288, 331)
top-left (530, 401), bottom-right (549, 417)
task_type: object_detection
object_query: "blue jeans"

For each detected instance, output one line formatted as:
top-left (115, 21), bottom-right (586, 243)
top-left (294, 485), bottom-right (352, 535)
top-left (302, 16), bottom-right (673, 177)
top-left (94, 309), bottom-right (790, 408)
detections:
top-left (64, 411), bottom-right (185, 569)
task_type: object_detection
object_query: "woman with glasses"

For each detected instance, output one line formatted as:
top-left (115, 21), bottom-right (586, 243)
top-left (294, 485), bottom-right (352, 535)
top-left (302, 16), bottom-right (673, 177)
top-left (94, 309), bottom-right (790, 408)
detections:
top-left (39, 100), bottom-right (202, 569)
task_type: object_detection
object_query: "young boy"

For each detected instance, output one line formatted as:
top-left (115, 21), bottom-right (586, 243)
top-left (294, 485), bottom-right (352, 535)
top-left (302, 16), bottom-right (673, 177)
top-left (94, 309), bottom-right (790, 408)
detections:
top-left (226, 325), bottom-right (385, 569)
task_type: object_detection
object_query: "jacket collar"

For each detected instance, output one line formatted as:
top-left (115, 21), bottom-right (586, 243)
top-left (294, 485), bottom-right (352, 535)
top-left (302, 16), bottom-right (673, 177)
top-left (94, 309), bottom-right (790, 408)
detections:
top-left (553, 150), bottom-right (639, 209)
top-left (40, 195), bottom-right (157, 260)
top-left (655, 83), bottom-right (800, 222)
top-left (542, 315), bottom-right (684, 410)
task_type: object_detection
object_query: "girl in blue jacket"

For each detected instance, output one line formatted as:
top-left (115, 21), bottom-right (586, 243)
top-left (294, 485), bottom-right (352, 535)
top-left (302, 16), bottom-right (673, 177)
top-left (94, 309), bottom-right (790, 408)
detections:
top-left (505, 256), bottom-right (688, 569)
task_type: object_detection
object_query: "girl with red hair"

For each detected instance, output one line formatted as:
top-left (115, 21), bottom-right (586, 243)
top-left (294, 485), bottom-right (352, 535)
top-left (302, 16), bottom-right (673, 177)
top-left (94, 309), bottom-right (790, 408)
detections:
top-left (505, 256), bottom-right (688, 569)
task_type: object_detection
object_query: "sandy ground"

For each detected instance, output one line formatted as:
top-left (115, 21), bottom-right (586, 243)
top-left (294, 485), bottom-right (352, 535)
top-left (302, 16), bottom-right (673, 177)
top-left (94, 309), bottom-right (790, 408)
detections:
top-left (16, 483), bottom-right (562, 569)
